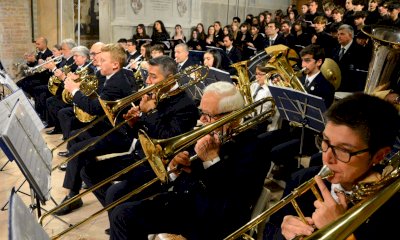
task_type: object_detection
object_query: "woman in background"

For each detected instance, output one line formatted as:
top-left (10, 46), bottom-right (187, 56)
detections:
top-left (151, 20), bottom-right (170, 45)
top-left (172, 24), bottom-right (186, 42)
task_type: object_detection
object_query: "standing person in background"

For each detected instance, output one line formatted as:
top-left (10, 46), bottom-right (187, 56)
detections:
top-left (132, 23), bottom-right (151, 48)
top-left (186, 29), bottom-right (205, 51)
top-left (151, 20), bottom-right (170, 46)
top-left (205, 25), bottom-right (217, 47)
top-left (196, 23), bottom-right (207, 41)
top-left (172, 24), bottom-right (186, 42)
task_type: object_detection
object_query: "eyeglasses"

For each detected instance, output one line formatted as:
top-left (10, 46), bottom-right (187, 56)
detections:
top-left (256, 72), bottom-right (266, 76)
top-left (89, 51), bottom-right (101, 56)
top-left (315, 135), bottom-right (370, 163)
top-left (198, 109), bottom-right (231, 121)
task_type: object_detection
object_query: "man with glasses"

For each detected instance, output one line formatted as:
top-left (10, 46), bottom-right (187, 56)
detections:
top-left (79, 56), bottom-right (199, 230)
top-left (265, 93), bottom-right (400, 240)
top-left (108, 81), bottom-right (270, 240)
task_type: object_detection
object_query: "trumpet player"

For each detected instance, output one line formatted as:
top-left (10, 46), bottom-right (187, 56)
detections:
top-left (107, 82), bottom-right (270, 240)
top-left (16, 36), bottom-right (53, 98)
top-left (125, 39), bottom-right (141, 67)
top-left (265, 93), bottom-right (400, 240)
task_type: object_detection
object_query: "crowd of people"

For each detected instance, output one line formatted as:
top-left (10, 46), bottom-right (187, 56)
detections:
top-left (11, 0), bottom-right (400, 239)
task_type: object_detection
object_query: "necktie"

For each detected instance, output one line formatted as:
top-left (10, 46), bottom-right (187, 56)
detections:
top-left (339, 47), bottom-right (345, 60)
top-left (177, 64), bottom-right (182, 72)
top-left (226, 49), bottom-right (229, 55)
top-left (269, 39), bottom-right (274, 46)
top-left (305, 78), bottom-right (310, 88)
top-left (253, 85), bottom-right (263, 99)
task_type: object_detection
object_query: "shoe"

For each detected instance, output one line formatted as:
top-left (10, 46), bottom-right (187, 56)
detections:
top-left (58, 162), bottom-right (67, 171)
top-left (54, 195), bottom-right (83, 216)
top-left (81, 182), bottom-right (88, 189)
top-left (105, 228), bottom-right (110, 235)
top-left (46, 128), bottom-right (62, 135)
top-left (58, 151), bottom-right (70, 157)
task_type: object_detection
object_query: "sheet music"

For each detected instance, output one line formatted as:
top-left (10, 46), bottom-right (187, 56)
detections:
top-left (0, 69), bottom-right (19, 92)
top-left (269, 85), bottom-right (326, 132)
top-left (0, 89), bottom-right (44, 132)
top-left (9, 189), bottom-right (50, 240)
top-left (1, 103), bottom-right (52, 202)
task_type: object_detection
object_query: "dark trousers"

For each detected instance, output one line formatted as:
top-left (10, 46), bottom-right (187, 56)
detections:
top-left (17, 72), bottom-right (49, 97)
top-left (46, 95), bottom-right (68, 131)
top-left (63, 130), bottom-right (132, 193)
top-left (58, 106), bottom-right (87, 139)
top-left (32, 84), bottom-right (52, 122)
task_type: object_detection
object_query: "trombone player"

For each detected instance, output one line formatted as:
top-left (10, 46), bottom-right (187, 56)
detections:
top-left (108, 81), bottom-right (271, 240)
top-left (80, 55), bottom-right (199, 212)
top-left (264, 93), bottom-right (400, 240)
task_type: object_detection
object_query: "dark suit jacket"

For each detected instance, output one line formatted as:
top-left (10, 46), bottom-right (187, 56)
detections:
top-left (126, 51), bottom-right (141, 66)
top-left (333, 42), bottom-right (369, 92)
top-left (226, 46), bottom-right (242, 64)
top-left (115, 129), bottom-right (270, 240)
top-left (179, 57), bottom-right (199, 71)
top-left (301, 72), bottom-right (335, 108)
top-left (72, 68), bottom-right (133, 116)
top-left (265, 165), bottom-right (400, 240)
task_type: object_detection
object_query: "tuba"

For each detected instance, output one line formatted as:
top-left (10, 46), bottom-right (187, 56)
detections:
top-left (361, 25), bottom-right (400, 96)
top-left (231, 60), bottom-right (254, 105)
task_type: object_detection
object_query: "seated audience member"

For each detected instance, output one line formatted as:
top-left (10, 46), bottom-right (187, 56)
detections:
top-left (223, 34), bottom-right (242, 64)
top-left (186, 29), bottom-right (205, 51)
top-left (264, 93), bottom-right (400, 240)
top-left (311, 16), bottom-right (336, 58)
top-left (202, 49), bottom-right (232, 85)
top-left (109, 81), bottom-right (270, 240)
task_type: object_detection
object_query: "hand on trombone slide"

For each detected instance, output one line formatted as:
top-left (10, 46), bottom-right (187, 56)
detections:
top-left (123, 103), bottom-right (141, 127)
top-left (281, 175), bottom-right (348, 240)
top-left (168, 151), bottom-right (192, 175)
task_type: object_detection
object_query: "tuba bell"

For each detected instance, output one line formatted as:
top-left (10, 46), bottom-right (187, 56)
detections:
top-left (230, 60), bottom-right (254, 105)
top-left (361, 25), bottom-right (400, 96)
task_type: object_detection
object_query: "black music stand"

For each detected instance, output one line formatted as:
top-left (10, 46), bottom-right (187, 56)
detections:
top-left (268, 85), bottom-right (326, 167)
top-left (189, 50), bottom-right (205, 65)
top-left (9, 188), bottom-right (50, 240)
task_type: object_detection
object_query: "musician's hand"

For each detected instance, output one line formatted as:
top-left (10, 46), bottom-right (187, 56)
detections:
top-left (281, 215), bottom-right (315, 240)
top-left (194, 132), bottom-right (220, 162)
top-left (64, 77), bottom-right (80, 93)
top-left (311, 175), bottom-right (348, 229)
top-left (311, 35), bottom-right (317, 44)
top-left (169, 151), bottom-right (191, 174)
top-left (54, 69), bottom-right (64, 78)
top-left (140, 61), bottom-right (149, 70)
top-left (139, 94), bottom-right (156, 113)
top-left (44, 61), bottom-right (56, 70)
top-left (195, 45), bottom-right (202, 50)
top-left (122, 105), bottom-right (140, 128)
top-left (67, 72), bottom-right (80, 80)
top-left (24, 53), bottom-right (36, 63)
top-left (385, 92), bottom-right (400, 105)
top-left (38, 59), bottom-right (44, 64)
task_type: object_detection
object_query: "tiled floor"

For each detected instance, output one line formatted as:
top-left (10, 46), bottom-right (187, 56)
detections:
top-left (0, 126), bottom-right (300, 240)
top-left (0, 128), bottom-right (109, 240)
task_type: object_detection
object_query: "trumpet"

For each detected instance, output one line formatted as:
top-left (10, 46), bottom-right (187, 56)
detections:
top-left (40, 97), bottom-right (276, 239)
top-left (224, 165), bottom-right (333, 240)
top-left (24, 54), bottom-right (64, 75)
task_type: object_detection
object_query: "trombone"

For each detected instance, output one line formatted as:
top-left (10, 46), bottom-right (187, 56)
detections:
top-left (40, 97), bottom-right (276, 239)
top-left (224, 165), bottom-right (333, 240)
top-left (50, 65), bottom-right (210, 167)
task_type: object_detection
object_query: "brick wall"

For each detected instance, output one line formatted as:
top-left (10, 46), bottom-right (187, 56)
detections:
top-left (0, 0), bottom-right (34, 78)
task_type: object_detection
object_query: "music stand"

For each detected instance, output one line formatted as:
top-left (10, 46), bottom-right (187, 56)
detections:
top-left (0, 69), bottom-right (19, 100)
top-left (189, 50), bottom-right (205, 65)
top-left (268, 85), bottom-right (326, 167)
top-left (0, 101), bottom-right (52, 217)
top-left (9, 188), bottom-right (50, 240)
top-left (0, 89), bottom-right (44, 171)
